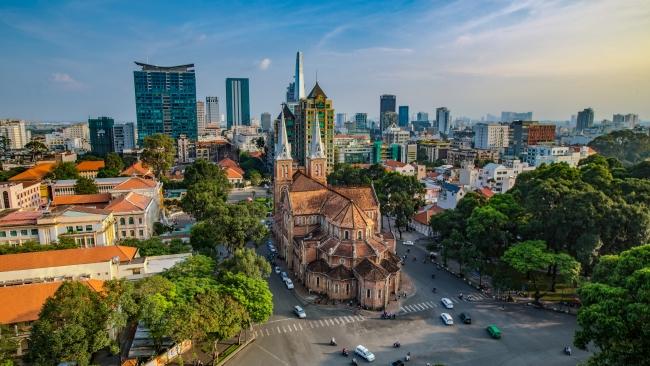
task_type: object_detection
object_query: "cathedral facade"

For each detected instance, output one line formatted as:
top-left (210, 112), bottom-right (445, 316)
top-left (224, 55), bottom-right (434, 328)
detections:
top-left (273, 89), bottom-right (401, 310)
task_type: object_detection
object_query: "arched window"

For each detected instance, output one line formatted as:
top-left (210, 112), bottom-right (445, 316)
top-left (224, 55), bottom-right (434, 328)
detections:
top-left (128, 217), bottom-right (134, 225)
top-left (119, 218), bottom-right (125, 225)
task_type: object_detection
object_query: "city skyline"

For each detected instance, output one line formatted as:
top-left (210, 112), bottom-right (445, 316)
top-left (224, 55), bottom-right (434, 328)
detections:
top-left (0, 0), bottom-right (649, 122)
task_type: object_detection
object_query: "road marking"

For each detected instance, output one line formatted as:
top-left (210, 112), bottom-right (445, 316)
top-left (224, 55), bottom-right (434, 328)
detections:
top-left (276, 326), bottom-right (281, 333)
top-left (299, 323), bottom-right (303, 330)
top-left (319, 320), bottom-right (326, 327)
top-left (334, 318), bottom-right (341, 325)
top-left (420, 303), bottom-right (430, 309)
top-left (309, 322), bottom-right (314, 328)
top-left (400, 307), bottom-right (406, 313)
top-left (293, 324), bottom-right (299, 331)
top-left (346, 316), bottom-right (355, 322)
top-left (355, 315), bottom-right (364, 321)
top-left (414, 303), bottom-right (425, 310)
top-left (254, 344), bottom-right (290, 366)
top-left (266, 329), bottom-right (270, 336)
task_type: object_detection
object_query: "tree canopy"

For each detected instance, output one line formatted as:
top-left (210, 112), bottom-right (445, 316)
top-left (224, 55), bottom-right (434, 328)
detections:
top-left (220, 248), bottom-right (271, 279)
top-left (97, 153), bottom-right (124, 178)
top-left (46, 162), bottom-right (79, 180)
top-left (574, 244), bottom-right (650, 366)
top-left (588, 129), bottom-right (650, 166)
top-left (141, 134), bottom-right (176, 177)
top-left (74, 176), bottom-right (99, 194)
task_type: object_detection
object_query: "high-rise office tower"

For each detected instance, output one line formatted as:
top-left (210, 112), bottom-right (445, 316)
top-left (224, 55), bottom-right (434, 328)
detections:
top-left (113, 122), bottom-right (137, 153)
top-left (133, 62), bottom-right (197, 143)
top-left (398, 105), bottom-right (409, 127)
top-left (205, 96), bottom-right (220, 125)
top-left (0, 120), bottom-right (29, 149)
top-left (501, 111), bottom-right (533, 123)
top-left (294, 82), bottom-right (335, 170)
top-left (416, 112), bottom-right (429, 122)
top-left (576, 108), bottom-right (594, 132)
top-left (89, 116), bottom-right (115, 156)
top-left (286, 82), bottom-right (296, 103)
top-left (196, 101), bottom-right (206, 136)
top-left (294, 51), bottom-right (305, 101)
top-left (336, 113), bottom-right (347, 129)
top-left (354, 113), bottom-right (368, 131)
top-left (226, 78), bottom-right (251, 128)
top-left (509, 121), bottom-right (556, 157)
top-left (436, 107), bottom-right (451, 135)
top-left (261, 112), bottom-right (272, 132)
top-left (380, 94), bottom-right (396, 131)
top-left (473, 123), bottom-right (509, 149)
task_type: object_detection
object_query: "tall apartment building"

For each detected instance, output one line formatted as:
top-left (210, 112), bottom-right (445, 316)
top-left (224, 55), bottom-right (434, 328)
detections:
top-left (509, 121), bottom-right (556, 157)
top-left (576, 108), bottom-right (594, 132)
top-left (416, 112), bottom-right (429, 122)
top-left (335, 113), bottom-right (347, 129)
top-left (501, 111), bottom-right (533, 123)
top-left (261, 112), bottom-right (272, 132)
top-left (63, 123), bottom-right (89, 140)
top-left (383, 125), bottom-right (410, 145)
top-left (354, 113), bottom-right (368, 131)
top-left (196, 100), bottom-right (206, 136)
top-left (473, 123), bottom-right (509, 149)
top-left (89, 117), bottom-right (115, 156)
top-left (205, 96), bottom-right (220, 125)
top-left (0, 120), bottom-right (29, 149)
top-left (613, 113), bottom-right (638, 129)
top-left (380, 94), bottom-right (396, 131)
top-left (436, 107), bottom-right (451, 135)
top-left (133, 62), bottom-right (198, 143)
top-left (113, 122), bottom-right (137, 153)
top-left (398, 105), bottom-right (409, 128)
top-left (226, 78), bottom-right (251, 128)
top-left (294, 82), bottom-right (335, 170)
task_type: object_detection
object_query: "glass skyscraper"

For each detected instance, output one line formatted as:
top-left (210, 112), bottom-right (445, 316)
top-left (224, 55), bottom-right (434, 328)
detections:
top-left (398, 105), bottom-right (409, 127)
top-left (226, 78), bottom-right (251, 128)
top-left (89, 116), bottom-right (115, 156)
top-left (133, 62), bottom-right (197, 143)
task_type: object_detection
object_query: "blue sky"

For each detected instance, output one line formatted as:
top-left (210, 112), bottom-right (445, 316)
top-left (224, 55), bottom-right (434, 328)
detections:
top-left (1, 0), bottom-right (649, 122)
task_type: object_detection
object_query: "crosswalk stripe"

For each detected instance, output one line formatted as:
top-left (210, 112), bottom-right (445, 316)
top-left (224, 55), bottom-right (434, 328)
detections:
top-left (299, 323), bottom-right (303, 330)
top-left (326, 319), bottom-right (333, 326)
top-left (293, 324), bottom-right (298, 331)
top-left (420, 303), bottom-right (431, 309)
top-left (320, 320), bottom-right (326, 327)
top-left (426, 301), bottom-right (436, 307)
top-left (346, 316), bottom-right (354, 323)
top-left (277, 326), bottom-right (281, 333)
top-left (400, 307), bottom-right (406, 313)
top-left (406, 305), bottom-right (416, 311)
top-left (356, 315), bottom-right (364, 321)
top-left (415, 304), bottom-right (425, 310)
top-left (286, 325), bottom-right (292, 332)
top-left (452, 298), bottom-right (459, 303)
top-left (334, 318), bottom-right (341, 325)
top-left (266, 329), bottom-right (270, 336)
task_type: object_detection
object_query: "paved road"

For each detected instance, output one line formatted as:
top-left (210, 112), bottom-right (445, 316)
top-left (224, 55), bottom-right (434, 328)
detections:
top-left (229, 234), bottom-right (590, 366)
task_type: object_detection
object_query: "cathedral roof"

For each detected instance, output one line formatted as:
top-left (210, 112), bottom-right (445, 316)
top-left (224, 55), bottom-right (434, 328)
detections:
top-left (307, 259), bottom-right (330, 273)
top-left (327, 265), bottom-right (355, 280)
top-left (307, 82), bottom-right (327, 99)
top-left (354, 258), bottom-right (389, 281)
top-left (331, 186), bottom-right (378, 211)
top-left (290, 171), bottom-right (328, 192)
top-left (331, 201), bottom-right (373, 229)
top-left (381, 251), bottom-right (402, 274)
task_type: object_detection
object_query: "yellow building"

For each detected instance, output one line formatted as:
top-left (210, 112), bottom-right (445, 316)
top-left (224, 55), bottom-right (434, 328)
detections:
top-left (294, 82), bottom-right (335, 172)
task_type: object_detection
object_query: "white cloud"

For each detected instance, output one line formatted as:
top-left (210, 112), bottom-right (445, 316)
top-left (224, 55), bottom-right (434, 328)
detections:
top-left (258, 58), bottom-right (272, 71)
top-left (50, 72), bottom-right (83, 89)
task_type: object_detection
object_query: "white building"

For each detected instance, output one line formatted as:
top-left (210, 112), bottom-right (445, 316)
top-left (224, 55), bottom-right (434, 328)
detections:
top-left (475, 160), bottom-right (534, 193)
top-left (106, 192), bottom-right (160, 241)
top-left (437, 182), bottom-right (466, 209)
top-left (383, 125), bottom-right (410, 145)
top-left (524, 145), bottom-right (592, 168)
top-left (233, 130), bottom-right (264, 153)
top-left (0, 182), bottom-right (42, 210)
top-left (206, 96), bottom-right (220, 125)
top-left (473, 123), bottom-right (509, 149)
top-left (0, 120), bottom-right (30, 149)
top-left (177, 134), bottom-right (192, 163)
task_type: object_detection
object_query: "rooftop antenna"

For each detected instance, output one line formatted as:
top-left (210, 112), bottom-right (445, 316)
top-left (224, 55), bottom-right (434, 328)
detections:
top-left (315, 70), bottom-right (318, 83)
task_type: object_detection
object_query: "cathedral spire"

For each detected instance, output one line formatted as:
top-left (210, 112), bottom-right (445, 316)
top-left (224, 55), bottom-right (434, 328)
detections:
top-left (276, 105), bottom-right (292, 160)
top-left (309, 112), bottom-right (326, 159)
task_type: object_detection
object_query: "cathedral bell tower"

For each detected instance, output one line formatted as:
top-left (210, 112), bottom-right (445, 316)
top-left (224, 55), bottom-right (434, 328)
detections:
top-left (306, 112), bottom-right (327, 185)
top-left (274, 105), bottom-right (293, 214)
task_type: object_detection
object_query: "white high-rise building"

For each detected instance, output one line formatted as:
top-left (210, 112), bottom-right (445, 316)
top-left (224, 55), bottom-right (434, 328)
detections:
top-left (294, 51), bottom-right (305, 101)
top-left (0, 120), bottom-right (29, 149)
top-left (436, 107), bottom-right (451, 135)
top-left (205, 96), bottom-right (220, 125)
top-left (336, 113), bottom-right (347, 129)
top-left (473, 123), bottom-right (509, 149)
top-left (196, 100), bottom-right (206, 136)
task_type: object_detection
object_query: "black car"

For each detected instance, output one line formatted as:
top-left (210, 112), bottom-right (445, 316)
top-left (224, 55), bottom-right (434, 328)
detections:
top-left (459, 312), bottom-right (472, 324)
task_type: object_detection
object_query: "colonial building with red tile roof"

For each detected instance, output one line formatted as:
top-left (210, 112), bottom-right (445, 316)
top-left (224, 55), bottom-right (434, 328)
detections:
top-left (105, 192), bottom-right (160, 240)
top-left (273, 110), bottom-right (401, 310)
top-left (76, 160), bottom-right (105, 178)
top-left (410, 205), bottom-right (445, 236)
top-left (121, 161), bottom-right (155, 179)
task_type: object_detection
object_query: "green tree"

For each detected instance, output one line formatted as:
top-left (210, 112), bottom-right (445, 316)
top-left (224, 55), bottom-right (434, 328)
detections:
top-left (218, 272), bottom-right (273, 324)
top-left (0, 167), bottom-right (26, 181)
top-left (181, 181), bottom-right (229, 220)
top-left (183, 159), bottom-right (230, 188)
top-left (190, 202), bottom-right (268, 254)
top-left (96, 153), bottom-right (124, 178)
top-left (628, 160), bottom-right (650, 179)
top-left (141, 134), bottom-right (176, 178)
top-left (248, 170), bottom-right (262, 186)
top-left (220, 248), bottom-right (271, 279)
top-left (574, 244), bottom-right (650, 366)
top-left (46, 162), bottom-right (79, 180)
top-left (28, 282), bottom-right (112, 366)
top-left (0, 324), bottom-right (18, 366)
top-left (119, 237), bottom-right (191, 256)
top-left (375, 172), bottom-right (424, 236)
top-left (74, 176), bottom-right (99, 194)
top-left (588, 129), bottom-right (650, 165)
top-left (24, 140), bottom-right (48, 161)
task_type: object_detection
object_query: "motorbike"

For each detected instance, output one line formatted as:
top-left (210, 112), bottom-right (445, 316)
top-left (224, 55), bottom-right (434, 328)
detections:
top-left (342, 348), bottom-right (349, 357)
top-left (393, 342), bottom-right (401, 348)
top-left (432, 287), bottom-right (437, 293)
top-left (405, 352), bottom-right (411, 361)
top-left (330, 338), bottom-right (337, 346)
top-left (564, 346), bottom-right (572, 355)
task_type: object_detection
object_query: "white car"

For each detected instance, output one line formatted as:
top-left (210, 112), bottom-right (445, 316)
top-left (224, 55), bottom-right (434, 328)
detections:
top-left (285, 279), bottom-right (294, 289)
top-left (441, 298), bottom-right (454, 309)
top-left (354, 345), bottom-right (375, 362)
top-left (440, 312), bottom-right (454, 325)
top-left (281, 272), bottom-right (288, 280)
top-left (293, 305), bottom-right (306, 318)
top-left (402, 240), bottom-right (414, 246)
top-left (274, 266), bottom-right (281, 274)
